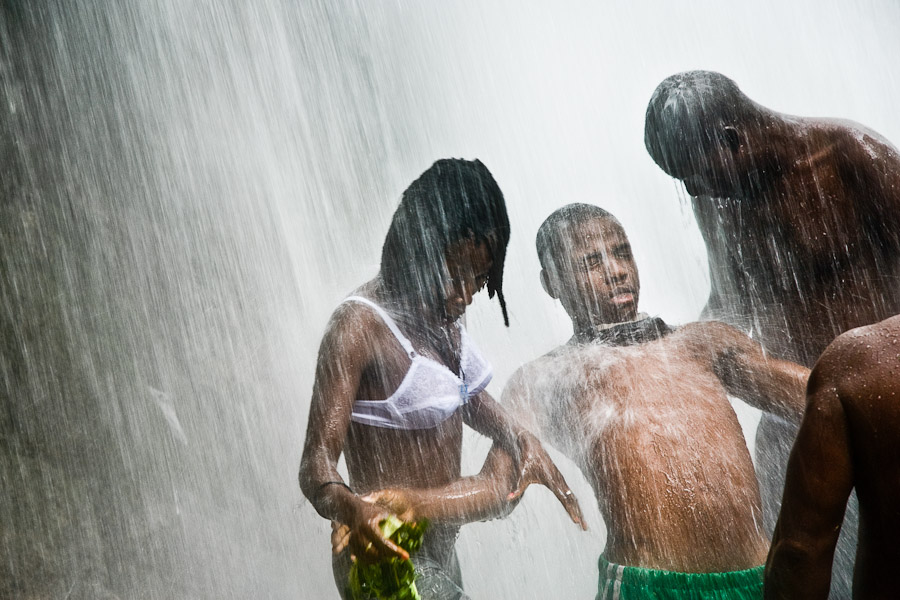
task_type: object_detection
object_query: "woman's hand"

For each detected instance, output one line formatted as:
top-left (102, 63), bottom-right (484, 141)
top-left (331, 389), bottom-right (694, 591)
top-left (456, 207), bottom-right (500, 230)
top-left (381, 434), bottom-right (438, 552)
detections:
top-left (361, 488), bottom-right (418, 522)
top-left (333, 497), bottom-right (410, 563)
top-left (508, 431), bottom-right (587, 530)
top-left (331, 520), bottom-right (351, 555)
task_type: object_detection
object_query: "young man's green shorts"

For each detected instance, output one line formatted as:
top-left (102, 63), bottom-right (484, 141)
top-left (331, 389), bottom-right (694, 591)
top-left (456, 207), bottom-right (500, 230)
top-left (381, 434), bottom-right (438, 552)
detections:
top-left (596, 556), bottom-right (763, 600)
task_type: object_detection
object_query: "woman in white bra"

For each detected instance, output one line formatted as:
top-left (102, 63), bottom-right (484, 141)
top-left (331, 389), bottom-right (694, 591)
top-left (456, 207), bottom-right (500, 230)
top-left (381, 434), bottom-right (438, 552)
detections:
top-left (299, 159), bottom-right (585, 599)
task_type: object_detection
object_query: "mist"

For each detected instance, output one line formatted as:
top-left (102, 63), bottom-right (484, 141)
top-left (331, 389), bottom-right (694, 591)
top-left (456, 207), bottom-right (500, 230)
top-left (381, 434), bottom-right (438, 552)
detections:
top-left (2, 1), bottom-right (898, 598)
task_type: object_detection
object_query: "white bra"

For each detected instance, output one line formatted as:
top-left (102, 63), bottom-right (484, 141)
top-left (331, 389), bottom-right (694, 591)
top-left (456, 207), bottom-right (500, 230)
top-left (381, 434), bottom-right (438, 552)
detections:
top-left (345, 296), bottom-right (493, 430)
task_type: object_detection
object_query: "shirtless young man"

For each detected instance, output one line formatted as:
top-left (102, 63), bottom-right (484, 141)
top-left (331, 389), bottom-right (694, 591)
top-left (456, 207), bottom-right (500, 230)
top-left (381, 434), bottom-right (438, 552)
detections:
top-left (503, 204), bottom-right (809, 599)
top-left (644, 71), bottom-right (900, 596)
top-left (765, 314), bottom-right (900, 599)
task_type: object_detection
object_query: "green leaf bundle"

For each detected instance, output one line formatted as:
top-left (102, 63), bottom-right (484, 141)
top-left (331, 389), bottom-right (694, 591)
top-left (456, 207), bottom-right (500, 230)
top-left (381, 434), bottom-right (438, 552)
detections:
top-left (348, 515), bottom-right (429, 600)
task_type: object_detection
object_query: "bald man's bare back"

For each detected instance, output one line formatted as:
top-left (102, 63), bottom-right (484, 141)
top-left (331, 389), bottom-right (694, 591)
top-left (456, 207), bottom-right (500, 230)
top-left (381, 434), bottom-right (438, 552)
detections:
top-left (696, 121), bottom-right (900, 367)
top-left (766, 314), bottom-right (900, 599)
top-left (505, 321), bottom-right (807, 573)
top-left (647, 73), bottom-right (900, 595)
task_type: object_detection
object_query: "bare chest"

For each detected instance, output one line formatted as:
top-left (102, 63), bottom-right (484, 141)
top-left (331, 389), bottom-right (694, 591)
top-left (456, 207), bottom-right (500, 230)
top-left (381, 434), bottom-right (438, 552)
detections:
top-left (539, 341), bottom-right (732, 453)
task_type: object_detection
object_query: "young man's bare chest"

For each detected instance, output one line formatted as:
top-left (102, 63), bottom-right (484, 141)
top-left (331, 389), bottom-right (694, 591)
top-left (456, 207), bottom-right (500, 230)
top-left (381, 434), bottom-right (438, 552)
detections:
top-left (535, 333), bottom-right (734, 453)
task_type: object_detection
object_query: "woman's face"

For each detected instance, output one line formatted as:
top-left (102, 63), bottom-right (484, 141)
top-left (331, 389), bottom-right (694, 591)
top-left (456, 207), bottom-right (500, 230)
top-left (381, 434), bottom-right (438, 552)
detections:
top-left (440, 238), bottom-right (492, 322)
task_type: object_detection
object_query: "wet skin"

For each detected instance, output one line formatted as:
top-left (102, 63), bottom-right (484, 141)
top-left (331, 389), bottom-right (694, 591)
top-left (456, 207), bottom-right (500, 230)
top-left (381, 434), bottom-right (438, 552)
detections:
top-left (681, 122), bottom-right (900, 368)
top-left (539, 218), bottom-right (641, 334)
top-left (507, 322), bottom-right (807, 572)
top-left (644, 75), bottom-right (900, 368)
top-left (299, 238), bottom-right (583, 566)
top-left (766, 314), bottom-right (900, 599)
top-left (646, 74), bottom-right (900, 591)
top-left (507, 216), bottom-right (809, 573)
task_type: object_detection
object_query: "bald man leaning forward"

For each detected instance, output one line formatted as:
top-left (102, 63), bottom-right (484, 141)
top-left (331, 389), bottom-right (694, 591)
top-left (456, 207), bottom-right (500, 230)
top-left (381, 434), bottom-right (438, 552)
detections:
top-left (644, 70), bottom-right (900, 597)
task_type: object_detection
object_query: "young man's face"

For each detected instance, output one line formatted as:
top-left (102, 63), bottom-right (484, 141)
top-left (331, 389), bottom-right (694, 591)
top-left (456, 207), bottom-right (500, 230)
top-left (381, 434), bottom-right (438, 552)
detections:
top-left (546, 217), bottom-right (640, 324)
top-left (440, 238), bottom-right (492, 322)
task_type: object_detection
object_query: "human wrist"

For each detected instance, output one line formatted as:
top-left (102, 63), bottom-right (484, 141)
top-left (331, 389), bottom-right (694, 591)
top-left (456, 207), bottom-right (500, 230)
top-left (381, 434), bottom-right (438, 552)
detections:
top-left (514, 428), bottom-right (534, 441)
top-left (312, 479), bottom-right (361, 524)
top-left (314, 480), bottom-right (354, 503)
top-left (397, 489), bottom-right (424, 521)
top-left (513, 428), bottom-right (537, 449)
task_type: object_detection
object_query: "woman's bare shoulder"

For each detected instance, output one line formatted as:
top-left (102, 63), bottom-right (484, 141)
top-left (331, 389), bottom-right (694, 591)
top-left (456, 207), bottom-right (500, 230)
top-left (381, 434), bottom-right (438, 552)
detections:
top-left (317, 293), bottom-right (391, 363)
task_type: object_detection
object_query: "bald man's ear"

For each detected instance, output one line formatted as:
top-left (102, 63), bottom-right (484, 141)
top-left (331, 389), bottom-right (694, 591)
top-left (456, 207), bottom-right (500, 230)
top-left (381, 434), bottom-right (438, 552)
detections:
top-left (540, 269), bottom-right (559, 299)
top-left (722, 126), bottom-right (741, 153)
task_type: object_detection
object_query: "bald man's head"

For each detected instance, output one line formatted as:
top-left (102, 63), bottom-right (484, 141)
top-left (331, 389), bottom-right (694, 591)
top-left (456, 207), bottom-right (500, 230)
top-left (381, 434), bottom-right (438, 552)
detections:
top-left (644, 71), bottom-right (770, 195)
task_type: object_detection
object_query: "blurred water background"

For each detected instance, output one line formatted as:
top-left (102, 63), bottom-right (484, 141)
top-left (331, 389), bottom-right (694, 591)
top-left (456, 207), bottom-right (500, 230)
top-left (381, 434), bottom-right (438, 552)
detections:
top-left (2, 1), bottom-right (899, 598)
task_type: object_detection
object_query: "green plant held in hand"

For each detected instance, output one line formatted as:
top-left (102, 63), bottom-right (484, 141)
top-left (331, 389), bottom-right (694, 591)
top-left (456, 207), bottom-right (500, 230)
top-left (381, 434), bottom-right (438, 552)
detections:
top-left (348, 515), bottom-right (429, 600)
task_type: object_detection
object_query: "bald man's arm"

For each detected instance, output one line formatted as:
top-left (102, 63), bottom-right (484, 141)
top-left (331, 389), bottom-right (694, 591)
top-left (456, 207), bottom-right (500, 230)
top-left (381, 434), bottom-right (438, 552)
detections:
top-left (764, 354), bottom-right (854, 600)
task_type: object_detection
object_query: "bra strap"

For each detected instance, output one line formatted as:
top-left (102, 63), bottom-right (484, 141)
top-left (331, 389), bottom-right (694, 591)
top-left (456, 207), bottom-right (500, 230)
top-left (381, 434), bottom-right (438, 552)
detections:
top-left (343, 296), bottom-right (417, 357)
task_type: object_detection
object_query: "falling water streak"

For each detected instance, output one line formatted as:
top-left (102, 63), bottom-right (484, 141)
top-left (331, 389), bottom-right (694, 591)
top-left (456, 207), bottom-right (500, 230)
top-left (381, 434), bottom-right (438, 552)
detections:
top-left (2, 1), bottom-right (900, 598)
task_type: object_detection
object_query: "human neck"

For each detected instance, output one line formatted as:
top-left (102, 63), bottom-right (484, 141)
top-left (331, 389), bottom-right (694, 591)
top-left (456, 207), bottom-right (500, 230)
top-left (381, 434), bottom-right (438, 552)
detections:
top-left (572, 313), bottom-right (675, 346)
top-left (374, 276), bottom-right (455, 330)
top-left (571, 312), bottom-right (647, 341)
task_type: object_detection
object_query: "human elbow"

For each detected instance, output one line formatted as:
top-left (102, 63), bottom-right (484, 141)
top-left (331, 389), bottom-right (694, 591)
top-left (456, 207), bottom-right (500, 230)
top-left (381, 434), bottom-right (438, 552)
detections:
top-left (297, 453), bottom-right (320, 502)
top-left (765, 537), bottom-right (833, 599)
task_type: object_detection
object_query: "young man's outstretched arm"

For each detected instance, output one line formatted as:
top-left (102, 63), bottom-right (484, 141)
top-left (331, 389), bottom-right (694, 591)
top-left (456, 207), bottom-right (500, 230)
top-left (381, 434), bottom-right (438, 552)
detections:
top-left (697, 321), bottom-right (809, 423)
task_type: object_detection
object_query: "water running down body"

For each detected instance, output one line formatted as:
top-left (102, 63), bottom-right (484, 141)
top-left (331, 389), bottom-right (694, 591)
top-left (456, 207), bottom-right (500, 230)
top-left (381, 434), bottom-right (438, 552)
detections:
top-left (298, 159), bottom-right (584, 600)
top-left (766, 314), bottom-right (900, 599)
top-left (505, 205), bottom-right (809, 597)
top-left (645, 70), bottom-right (900, 597)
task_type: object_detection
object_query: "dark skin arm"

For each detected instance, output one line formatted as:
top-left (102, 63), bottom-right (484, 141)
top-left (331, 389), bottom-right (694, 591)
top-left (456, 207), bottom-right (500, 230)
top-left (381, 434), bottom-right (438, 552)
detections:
top-left (357, 443), bottom-right (516, 528)
top-left (299, 305), bottom-right (410, 560)
top-left (336, 434), bottom-right (588, 555)
top-left (332, 443), bottom-right (521, 555)
top-left (764, 351), bottom-right (854, 599)
top-left (342, 394), bottom-right (587, 541)
top-left (302, 305), bottom-right (585, 563)
top-left (497, 365), bottom-right (588, 512)
top-left (698, 321), bottom-right (809, 423)
top-left (461, 390), bottom-right (585, 527)
top-left (343, 371), bottom-right (591, 546)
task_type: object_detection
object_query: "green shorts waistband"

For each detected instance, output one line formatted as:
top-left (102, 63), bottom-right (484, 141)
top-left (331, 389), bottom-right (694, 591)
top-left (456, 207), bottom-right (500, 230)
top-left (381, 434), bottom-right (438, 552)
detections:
top-left (597, 555), bottom-right (763, 599)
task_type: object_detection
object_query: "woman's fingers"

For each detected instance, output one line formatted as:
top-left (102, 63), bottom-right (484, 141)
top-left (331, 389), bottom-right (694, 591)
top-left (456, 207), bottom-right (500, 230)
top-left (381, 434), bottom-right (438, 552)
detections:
top-left (364, 520), bottom-right (410, 561)
top-left (538, 462), bottom-right (587, 530)
top-left (331, 521), bottom-right (351, 554)
top-left (550, 481), bottom-right (587, 531)
top-left (508, 434), bottom-right (588, 531)
top-left (351, 513), bottom-right (410, 562)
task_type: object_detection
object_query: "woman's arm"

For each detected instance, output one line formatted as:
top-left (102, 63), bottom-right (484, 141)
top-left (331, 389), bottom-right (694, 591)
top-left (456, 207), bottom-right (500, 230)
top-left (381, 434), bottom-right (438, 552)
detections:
top-left (361, 441), bottom-right (519, 526)
top-left (334, 438), bottom-right (585, 555)
top-left (298, 305), bottom-right (409, 559)
top-left (462, 390), bottom-right (585, 529)
top-left (461, 389), bottom-right (526, 449)
top-left (356, 396), bottom-right (585, 533)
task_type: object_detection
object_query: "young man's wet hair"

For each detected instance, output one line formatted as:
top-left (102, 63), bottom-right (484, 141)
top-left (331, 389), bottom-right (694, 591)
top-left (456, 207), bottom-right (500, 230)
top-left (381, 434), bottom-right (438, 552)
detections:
top-left (535, 202), bottom-right (619, 274)
top-left (380, 158), bottom-right (510, 325)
